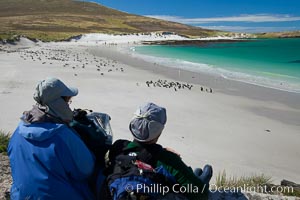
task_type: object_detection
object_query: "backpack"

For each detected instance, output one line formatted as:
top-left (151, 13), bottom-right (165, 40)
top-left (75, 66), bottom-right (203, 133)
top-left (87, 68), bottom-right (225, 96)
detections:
top-left (106, 140), bottom-right (179, 200)
top-left (70, 108), bottom-right (113, 167)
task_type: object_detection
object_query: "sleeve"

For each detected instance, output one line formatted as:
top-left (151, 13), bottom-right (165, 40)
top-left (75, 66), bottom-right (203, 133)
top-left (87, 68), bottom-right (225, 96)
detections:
top-left (56, 125), bottom-right (95, 181)
top-left (108, 139), bottom-right (130, 161)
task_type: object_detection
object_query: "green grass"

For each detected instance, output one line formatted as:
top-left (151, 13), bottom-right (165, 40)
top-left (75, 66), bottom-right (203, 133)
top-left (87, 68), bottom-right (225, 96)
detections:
top-left (214, 170), bottom-right (300, 197)
top-left (254, 31), bottom-right (300, 38)
top-left (215, 170), bottom-right (272, 188)
top-left (0, 32), bottom-right (21, 42)
top-left (0, 130), bottom-right (10, 153)
top-left (0, 0), bottom-right (218, 41)
top-left (282, 188), bottom-right (300, 198)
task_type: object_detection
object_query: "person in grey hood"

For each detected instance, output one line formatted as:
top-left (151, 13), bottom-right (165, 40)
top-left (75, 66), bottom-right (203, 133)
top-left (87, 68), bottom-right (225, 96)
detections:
top-left (107, 102), bottom-right (212, 200)
top-left (8, 77), bottom-right (96, 200)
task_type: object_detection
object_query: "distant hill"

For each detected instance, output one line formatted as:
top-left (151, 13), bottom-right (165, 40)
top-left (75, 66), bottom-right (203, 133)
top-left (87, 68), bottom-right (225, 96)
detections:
top-left (0, 0), bottom-right (219, 41)
top-left (254, 31), bottom-right (300, 38)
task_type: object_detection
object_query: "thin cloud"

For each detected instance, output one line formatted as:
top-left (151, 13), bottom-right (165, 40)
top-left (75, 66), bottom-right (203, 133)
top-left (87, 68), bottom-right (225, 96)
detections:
top-left (145, 14), bottom-right (300, 24)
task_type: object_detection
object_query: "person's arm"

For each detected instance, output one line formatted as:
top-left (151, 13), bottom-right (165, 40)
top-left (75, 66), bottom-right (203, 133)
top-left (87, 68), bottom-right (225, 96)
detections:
top-left (56, 125), bottom-right (95, 180)
top-left (108, 139), bottom-right (130, 161)
top-left (157, 149), bottom-right (208, 199)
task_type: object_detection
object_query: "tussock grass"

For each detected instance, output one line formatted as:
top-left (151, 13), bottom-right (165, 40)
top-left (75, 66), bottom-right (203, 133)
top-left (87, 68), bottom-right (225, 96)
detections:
top-left (215, 170), bottom-right (272, 188)
top-left (0, 130), bottom-right (10, 153)
top-left (0, 33), bottom-right (20, 43)
top-left (214, 171), bottom-right (300, 197)
top-left (282, 189), bottom-right (300, 198)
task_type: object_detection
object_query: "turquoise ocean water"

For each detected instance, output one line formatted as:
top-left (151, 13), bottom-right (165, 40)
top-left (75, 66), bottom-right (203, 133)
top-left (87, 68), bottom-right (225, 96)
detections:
top-left (132, 38), bottom-right (300, 93)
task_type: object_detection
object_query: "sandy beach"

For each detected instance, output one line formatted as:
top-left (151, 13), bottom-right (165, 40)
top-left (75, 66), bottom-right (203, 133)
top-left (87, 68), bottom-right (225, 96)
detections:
top-left (0, 35), bottom-right (299, 185)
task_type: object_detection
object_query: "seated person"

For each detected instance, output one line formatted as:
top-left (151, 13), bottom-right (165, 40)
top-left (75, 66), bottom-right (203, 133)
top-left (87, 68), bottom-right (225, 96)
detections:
top-left (107, 102), bottom-right (213, 200)
top-left (8, 77), bottom-right (95, 200)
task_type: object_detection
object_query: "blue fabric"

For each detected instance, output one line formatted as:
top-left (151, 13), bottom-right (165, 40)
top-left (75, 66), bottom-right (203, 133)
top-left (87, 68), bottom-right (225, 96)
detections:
top-left (8, 121), bottom-right (96, 200)
top-left (110, 176), bottom-right (156, 200)
top-left (109, 166), bottom-right (177, 200)
top-left (96, 169), bottom-right (106, 199)
top-left (155, 165), bottom-right (176, 184)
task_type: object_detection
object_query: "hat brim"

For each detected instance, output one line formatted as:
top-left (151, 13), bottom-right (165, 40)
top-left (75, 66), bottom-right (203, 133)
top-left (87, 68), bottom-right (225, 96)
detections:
top-left (61, 86), bottom-right (78, 97)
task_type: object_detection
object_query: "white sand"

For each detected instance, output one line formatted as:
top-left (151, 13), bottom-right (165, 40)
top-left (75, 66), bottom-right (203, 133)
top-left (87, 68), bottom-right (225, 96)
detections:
top-left (0, 35), bottom-right (299, 185)
top-left (72, 33), bottom-right (239, 45)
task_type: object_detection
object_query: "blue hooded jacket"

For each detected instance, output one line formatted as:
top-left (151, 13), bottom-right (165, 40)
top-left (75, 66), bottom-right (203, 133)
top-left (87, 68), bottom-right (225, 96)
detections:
top-left (8, 120), bottom-right (96, 200)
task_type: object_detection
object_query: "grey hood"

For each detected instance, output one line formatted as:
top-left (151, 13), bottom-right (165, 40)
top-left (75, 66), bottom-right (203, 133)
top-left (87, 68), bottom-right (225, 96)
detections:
top-left (33, 77), bottom-right (78, 122)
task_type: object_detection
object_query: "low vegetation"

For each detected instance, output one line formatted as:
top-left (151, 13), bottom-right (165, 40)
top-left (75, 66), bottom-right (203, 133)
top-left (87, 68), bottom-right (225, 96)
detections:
top-left (254, 31), bottom-right (300, 38)
top-left (215, 170), bottom-right (300, 197)
top-left (0, 0), bottom-right (219, 41)
top-left (0, 130), bottom-right (10, 153)
top-left (1, 0), bottom-right (299, 42)
top-left (215, 170), bottom-right (272, 188)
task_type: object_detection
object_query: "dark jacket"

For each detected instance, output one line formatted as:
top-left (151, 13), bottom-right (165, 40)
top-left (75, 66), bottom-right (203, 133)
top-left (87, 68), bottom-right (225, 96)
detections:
top-left (108, 140), bottom-right (208, 200)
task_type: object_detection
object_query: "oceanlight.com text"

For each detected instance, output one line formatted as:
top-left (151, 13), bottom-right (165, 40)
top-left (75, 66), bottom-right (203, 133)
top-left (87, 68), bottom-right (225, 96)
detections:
top-left (125, 183), bottom-right (294, 195)
top-left (209, 184), bottom-right (294, 194)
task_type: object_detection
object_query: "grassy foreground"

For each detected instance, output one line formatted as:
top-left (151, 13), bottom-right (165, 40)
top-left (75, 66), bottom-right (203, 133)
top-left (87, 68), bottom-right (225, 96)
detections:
top-left (215, 171), bottom-right (300, 197)
top-left (0, 130), bottom-right (10, 153)
top-left (215, 171), bottom-right (272, 189)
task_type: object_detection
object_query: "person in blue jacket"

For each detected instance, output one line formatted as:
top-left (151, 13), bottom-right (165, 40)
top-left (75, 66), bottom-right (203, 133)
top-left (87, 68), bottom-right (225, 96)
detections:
top-left (8, 77), bottom-right (96, 200)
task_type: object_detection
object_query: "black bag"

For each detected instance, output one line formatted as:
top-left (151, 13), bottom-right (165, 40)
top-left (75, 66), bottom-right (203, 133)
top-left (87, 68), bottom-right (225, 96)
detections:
top-left (106, 140), bottom-right (178, 200)
top-left (70, 108), bottom-right (113, 167)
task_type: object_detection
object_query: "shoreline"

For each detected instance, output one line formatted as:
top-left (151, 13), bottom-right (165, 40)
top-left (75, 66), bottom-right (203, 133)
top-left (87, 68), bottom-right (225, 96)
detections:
top-left (141, 39), bottom-right (249, 45)
top-left (74, 34), bottom-right (300, 95)
top-left (0, 37), bottom-right (300, 184)
top-left (89, 45), bottom-right (300, 109)
top-left (131, 40), bottom-right (300, 95)
top-left (87, 44), bottom-right (300, 182)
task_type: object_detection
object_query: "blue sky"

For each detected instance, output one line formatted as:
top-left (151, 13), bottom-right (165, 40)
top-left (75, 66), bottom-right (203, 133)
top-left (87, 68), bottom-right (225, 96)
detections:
top-left (87, 0), bottom-right (300, 33)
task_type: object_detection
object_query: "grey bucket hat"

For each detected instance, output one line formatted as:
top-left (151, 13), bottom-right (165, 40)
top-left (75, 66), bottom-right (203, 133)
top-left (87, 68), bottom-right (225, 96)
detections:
top-left (129, 102), bottom-right (167, 143)
top-left (33, 77), bottom-right (78, 122)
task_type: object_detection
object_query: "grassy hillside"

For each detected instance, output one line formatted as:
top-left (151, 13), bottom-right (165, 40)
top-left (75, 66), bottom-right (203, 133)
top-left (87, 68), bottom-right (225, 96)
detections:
top-left (254, 31), bottom-right (300, 38)
top-left (0, 0), bottom-right (218, 41)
